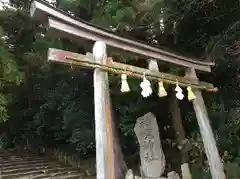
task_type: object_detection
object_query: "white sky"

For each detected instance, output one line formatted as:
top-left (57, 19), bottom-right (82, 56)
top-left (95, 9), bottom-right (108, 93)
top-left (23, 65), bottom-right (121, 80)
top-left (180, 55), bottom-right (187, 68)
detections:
top-left (0, 0), bottom-right (56, 10)
top-left (0, 0), bottom-right (11, 10)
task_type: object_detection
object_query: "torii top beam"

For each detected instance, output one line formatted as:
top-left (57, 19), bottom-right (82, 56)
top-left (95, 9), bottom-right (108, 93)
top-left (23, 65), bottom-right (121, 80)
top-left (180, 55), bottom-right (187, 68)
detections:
top-left (30, 0), bottom-right (214, 72)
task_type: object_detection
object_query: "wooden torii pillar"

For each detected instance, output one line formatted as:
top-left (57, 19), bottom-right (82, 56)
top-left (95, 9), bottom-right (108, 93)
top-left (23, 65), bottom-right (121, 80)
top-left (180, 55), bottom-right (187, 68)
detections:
top-left (92, 41), bottom-right (112, 179)
top-left (30, 1), bottom-right (225, 179)
top-left (186, 68), bottom-right (225, 179)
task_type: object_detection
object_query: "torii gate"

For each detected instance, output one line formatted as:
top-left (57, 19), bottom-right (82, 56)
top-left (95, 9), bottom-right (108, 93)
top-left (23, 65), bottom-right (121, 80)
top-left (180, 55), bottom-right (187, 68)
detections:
top-left (30, 1), bottom-right (225, 179)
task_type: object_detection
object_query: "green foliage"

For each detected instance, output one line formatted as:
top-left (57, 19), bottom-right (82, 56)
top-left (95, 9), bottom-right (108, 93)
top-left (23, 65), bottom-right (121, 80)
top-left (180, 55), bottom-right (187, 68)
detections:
top-left (92, 0), bottom-right (136, 30)
top-left (0, 132), bottom-right (11, 149)
top-left (0, 94), bottom-right (9, 122)
top-left (0, 14), bottom-right (24, 122)
top-left (0, 0), bottom-right (240, 177)
top-left (225, 162), bottom-right (240, 179)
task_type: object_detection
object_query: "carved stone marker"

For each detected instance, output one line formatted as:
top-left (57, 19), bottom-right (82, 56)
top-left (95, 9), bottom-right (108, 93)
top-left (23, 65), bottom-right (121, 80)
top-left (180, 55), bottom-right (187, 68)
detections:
top-left (134, 176), bottom-right (142, 179)
top-left (134, 112), bottom-right (166, 178)
top-left (125, 169), bottom-right (134, 179)
top-left (181, 163), bottom-right (192, 179)
top-left (167, 171), bottom-right (181, 179)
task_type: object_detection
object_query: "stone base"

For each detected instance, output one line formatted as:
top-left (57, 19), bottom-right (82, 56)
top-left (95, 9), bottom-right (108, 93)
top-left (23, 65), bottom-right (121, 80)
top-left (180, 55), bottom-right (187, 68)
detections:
top-left (181, 163), bottom-right (192, 179)
top-left (126, 169), bottom-right (180, 179)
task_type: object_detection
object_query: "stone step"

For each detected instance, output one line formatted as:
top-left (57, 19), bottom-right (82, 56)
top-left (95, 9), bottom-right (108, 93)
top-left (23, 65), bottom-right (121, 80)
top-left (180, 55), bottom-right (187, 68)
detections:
top-left (2, 164), bottom-right (65, 174)
top-left (17, 171), bottom-right (84, 179)
top-left (0, 150), bottom-right (93, 179)
top-left (1, 161), bottom-right (56, 170)
top-left (56, 173), bottom-right (84, 179)
top-left (2, 168), bottom-right (79, 179)
top-left (0, 159), bottom-right (49, 167)
top-left (48, 171), bottom-right (84, 179)
top-left (0, 156), bottom-right (50, 162)
top-left (18, 174), bottom-right (52, 179)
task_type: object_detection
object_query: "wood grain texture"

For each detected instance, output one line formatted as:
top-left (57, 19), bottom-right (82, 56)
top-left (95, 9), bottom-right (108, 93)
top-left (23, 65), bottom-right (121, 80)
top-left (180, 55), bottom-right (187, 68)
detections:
top-left (30, 0), bottom-right (214, 72)
top-left (92, 43), bottom-right (108, 179)
top-left (47, 17), bottom-right (212, 72)
top-left (48, 48), bottom-right (216, 91)
top-left (105, 86), bottom-right (128, 179)
top-left (186, 68), bottom-right (225, 179)
top-left (91, 42), bottom-right (126, 179)
top-left (103, 72), bottom-right (117, 179)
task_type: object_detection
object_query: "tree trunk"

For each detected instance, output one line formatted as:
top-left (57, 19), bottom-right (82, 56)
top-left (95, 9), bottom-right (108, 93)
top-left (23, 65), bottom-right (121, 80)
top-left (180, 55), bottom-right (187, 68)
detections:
top-left (169, 91), bottom-right (189, 163)
top-left (169, 91), bottom-right (192, 179)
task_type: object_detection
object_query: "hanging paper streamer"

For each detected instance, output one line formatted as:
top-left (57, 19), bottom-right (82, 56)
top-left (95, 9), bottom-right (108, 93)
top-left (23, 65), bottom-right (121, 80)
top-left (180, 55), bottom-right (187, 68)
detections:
top-left (175, 82), bottom-right (184, 100)
top-left (158, 81), bottom-right (167, 97)
top-left (121, 74), bottom-right (130, 92)
top-left (140, 76), bottom-right (152, 98)
top-left (187, 86), bottom-right (196, 101)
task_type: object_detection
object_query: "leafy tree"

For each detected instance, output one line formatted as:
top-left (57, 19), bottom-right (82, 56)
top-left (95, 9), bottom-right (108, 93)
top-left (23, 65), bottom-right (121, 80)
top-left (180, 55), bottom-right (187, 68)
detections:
top-left (0, 19), bottom-right (23, 122)
top-left (1, 0), bottom-right (240, 177)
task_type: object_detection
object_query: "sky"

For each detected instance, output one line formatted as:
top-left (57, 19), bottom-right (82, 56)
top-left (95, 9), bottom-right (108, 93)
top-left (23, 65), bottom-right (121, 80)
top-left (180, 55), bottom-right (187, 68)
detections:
top-left (0, 0), bottom-right (56, 10)
top-left (0, 0), bottom-right (11, 10)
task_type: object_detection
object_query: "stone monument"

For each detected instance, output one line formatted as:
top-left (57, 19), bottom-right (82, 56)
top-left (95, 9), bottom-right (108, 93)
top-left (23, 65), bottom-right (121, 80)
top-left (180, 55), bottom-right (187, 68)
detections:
top-left (181, 163), bottom-right (192, 179)
top-left (125, 169), bottom-right (135, 179)
top-left (134, 112), bottom-right (166, 178)
top-left (167, 171), bottom-right (181, 179)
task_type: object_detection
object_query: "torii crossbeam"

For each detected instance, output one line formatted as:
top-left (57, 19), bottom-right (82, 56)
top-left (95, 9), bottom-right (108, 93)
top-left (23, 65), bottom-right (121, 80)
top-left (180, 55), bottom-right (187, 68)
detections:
top-left (30, 1), bottom-right (226, 179)
top-left (30, 0), bottom-right (214, 72)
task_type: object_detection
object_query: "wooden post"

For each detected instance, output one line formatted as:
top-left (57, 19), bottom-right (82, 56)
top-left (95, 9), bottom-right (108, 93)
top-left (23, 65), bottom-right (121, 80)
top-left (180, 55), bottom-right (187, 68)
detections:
top-left (93, 41), bottom-right (113, 179)
top-left (186, 68), bottom-right (225, 179)
top-left (149, 59), bottom-right (192, 179)
top-left (93, 41), bottom-right (126, 179)
top-left (106, 92), bottom-right (128, 179)
top-left (169, 91), bottom-right (192, 179)
top-left (105, 73), bottom-right (116, 179)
